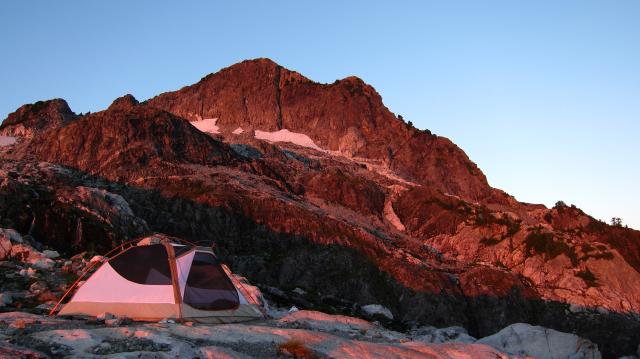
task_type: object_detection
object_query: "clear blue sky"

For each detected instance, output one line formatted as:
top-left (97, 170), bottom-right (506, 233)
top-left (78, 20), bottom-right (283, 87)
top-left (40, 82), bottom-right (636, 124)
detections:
top-left (1, 1), bottom-right (638, 229)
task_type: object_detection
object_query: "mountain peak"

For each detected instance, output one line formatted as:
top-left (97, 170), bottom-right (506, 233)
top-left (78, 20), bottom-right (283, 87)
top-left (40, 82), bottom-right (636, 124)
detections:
top-left (108, 94), bottom-right (139, 111)
top-left (145, 59), bottom-right (498, 202)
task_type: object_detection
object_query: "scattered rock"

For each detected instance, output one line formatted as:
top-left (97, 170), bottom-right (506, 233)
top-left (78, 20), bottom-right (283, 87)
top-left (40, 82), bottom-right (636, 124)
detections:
top-left (96, 312), bottom-right (116, 323)
top-left (42, 250), bottom-right (60, 259)
top-left (28, 282), bottom-right (47, 296)
top-left (89, 255), bottom-right (106, 264)
top-left (104, 318), bottom-right (121, 327)
top-left (9, 243), bottom-right (54, 270)
top-left (19, 267), bottom-right (37, 278)
top-left (0, 228), bottom-right (23, 244)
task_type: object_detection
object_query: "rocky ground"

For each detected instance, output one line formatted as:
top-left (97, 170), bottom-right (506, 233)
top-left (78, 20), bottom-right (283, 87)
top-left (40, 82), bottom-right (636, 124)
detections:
top-left (0, 308), bottom-right (605, 359)
top-left (0, 229), bottom-right (613, 358)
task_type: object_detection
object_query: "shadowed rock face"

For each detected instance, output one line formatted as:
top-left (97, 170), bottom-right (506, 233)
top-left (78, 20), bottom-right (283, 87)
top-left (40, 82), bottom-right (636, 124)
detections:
top-left (2, 58), bottom-right (640, 357)
top-left (146, 58), bottom-right (501, 203)
top-left (0, 99), bottom-right (76, 138)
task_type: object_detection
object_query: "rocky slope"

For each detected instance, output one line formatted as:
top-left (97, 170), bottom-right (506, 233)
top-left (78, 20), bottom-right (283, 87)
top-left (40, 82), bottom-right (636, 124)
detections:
top-left (1, 58), bottom-right (640, 357)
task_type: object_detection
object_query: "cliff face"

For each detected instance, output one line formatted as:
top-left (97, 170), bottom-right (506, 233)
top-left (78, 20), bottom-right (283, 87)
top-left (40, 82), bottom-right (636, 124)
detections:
top-left (2, 58), bottom-right (640, 357)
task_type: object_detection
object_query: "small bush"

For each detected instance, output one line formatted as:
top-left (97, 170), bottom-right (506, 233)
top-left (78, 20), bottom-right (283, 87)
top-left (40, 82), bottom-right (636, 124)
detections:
top-left (581, 243), bottom-right (595, 253)
top-left (555, 200), bottom-right (567, 208)
top-left (576, 268), bottom-right (598, 287)
top-left (589, 251), bottom-right (615, 260)
top-left (611, 217), bottom-right (623, 227)
top-left (525, 231), bottom-right (578, 265)
top-left (480, 236), bottom-right (502, 246)
top-left (494, 260), bottom-right (507, 269)
top-left (277, 340), bottom-right (316, 359)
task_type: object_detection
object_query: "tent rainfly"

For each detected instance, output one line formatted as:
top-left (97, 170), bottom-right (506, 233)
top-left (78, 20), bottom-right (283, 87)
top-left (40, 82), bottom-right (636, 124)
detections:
top-left (53, 236), bottom-right (264, 323)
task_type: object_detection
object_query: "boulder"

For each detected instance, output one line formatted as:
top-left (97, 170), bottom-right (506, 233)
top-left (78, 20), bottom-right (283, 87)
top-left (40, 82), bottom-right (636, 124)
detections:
top-left (89, 255), bottom-right (106, 264)
top-left (0, 228), bottom-right (22, 243)
top-left (477, 323), bottom-right (601, 359)
top-left (28, 282), bottom-right (48, 296)
top-left (42, 250), bottom-right (60, 259)
top-left (10, 243), bottom-right (54, 269)
top-left (361, 304), bottom-right (394, 321)
top-left (96, 312), bottom-right (116, 323)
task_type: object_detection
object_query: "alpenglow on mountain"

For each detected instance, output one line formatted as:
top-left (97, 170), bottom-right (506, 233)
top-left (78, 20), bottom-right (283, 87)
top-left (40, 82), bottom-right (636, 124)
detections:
top-left (1, 58), bottom-right (639, 357)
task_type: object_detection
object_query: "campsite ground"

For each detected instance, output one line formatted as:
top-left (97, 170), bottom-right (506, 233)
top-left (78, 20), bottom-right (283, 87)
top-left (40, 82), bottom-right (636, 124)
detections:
top-left (0, 223), bottom-right (608, 358)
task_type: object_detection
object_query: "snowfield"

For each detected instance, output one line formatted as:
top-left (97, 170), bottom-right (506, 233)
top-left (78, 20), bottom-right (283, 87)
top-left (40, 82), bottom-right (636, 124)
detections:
top-left (232, 127), bottom-right (244, 134)
top-left (190, 118), bottom-right (220, 134)
top-left (255, 129), bottom-right (322, 151)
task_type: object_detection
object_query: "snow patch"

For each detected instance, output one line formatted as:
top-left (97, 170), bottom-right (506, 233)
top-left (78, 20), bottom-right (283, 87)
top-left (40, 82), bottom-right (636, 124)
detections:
top-left (0, 136), bottom-right (17, 147)
top-left (232, 127), bottom-right (244, 135)
top-left (190, 118), bottom-right (220, 134)
top-left (254, 129), bottom-right (322, 151)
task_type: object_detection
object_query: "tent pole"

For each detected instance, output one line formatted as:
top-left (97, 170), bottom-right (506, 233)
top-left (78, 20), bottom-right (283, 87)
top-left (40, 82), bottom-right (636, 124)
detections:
top-left (164, 242), bottom-right (184, 322)
top-left (49, 239), bottom-right (138, 317)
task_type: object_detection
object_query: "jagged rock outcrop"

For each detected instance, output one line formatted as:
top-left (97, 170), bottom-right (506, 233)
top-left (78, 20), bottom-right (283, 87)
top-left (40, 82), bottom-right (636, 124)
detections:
top-left (0, 99), bottom-right (76, 138)
top-left (19, 97), bottom-right (237, 182)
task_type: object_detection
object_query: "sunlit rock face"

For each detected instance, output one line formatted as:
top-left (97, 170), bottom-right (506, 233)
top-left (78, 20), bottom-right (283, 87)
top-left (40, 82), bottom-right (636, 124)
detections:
top-left (146, 58), bottom-right (499, 203)
top-left (0, 99), bottom-right (76, 138)
top-left (1, 58), bottom-right (640, 357)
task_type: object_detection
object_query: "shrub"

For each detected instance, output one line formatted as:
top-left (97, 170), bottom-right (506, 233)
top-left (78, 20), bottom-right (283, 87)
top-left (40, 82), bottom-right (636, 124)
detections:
top-left (525, 231), bottom-right (578, 265)
top-left (589, 251), bottom-right (615, 260)
top-left (581, 243), bottom-right (595, 253)
top-left (493, 259), bottom-right (507, 269)
top-left (555, 200), bottom-right (567, 208)
top-left (576, 268), bottom-right (598, 287)
top-left (480, 236), bottom-right (502, 246)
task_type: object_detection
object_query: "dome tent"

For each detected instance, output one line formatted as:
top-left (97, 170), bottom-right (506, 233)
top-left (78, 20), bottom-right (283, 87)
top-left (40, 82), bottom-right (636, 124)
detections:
top-left (52, 235), bottom-right (264, 323)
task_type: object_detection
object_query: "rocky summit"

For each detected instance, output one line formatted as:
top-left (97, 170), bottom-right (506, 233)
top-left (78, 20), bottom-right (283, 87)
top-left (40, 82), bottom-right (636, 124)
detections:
top-left (1, 58), bottom-right (639, 358)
